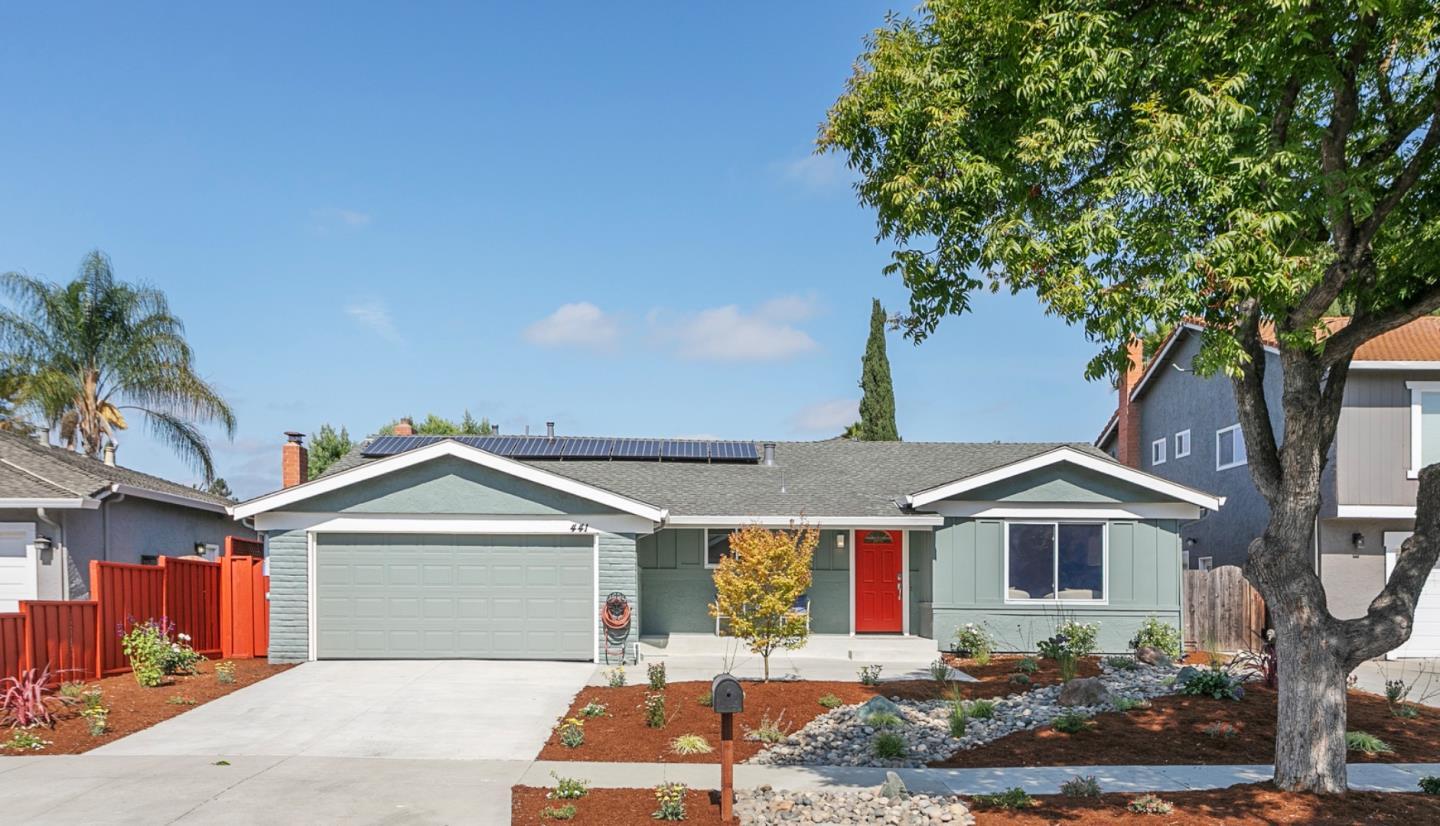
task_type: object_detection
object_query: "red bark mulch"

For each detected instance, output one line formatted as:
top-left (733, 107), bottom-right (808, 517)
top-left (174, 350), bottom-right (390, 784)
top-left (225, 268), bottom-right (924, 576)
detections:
top-left (511, 785), bottom-right (723, 825)
top-left (1, 659), bottom-right (293, 755)
top-left (931, 683), bottom-right (1440, 767)
top-left (537, 656), bottom-right (1091, 763)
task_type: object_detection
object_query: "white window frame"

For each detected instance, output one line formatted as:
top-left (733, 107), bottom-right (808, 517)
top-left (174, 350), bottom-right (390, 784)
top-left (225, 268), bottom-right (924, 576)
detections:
top-left (1198, 556), bottom-right (1214, 572)
top-left (1216, 424), bottom-right (1248, 471)
top-left (1175, 429), bottom-right (1191, 458)
top-left (704, 528), bottom-right (733, 569)
top-left (1002, 520), bottom-right (1110, 606)
top-left (1151, 437), bottom-right (1166, 466)
top-left (1406, 381), bottom-right (1440, 479)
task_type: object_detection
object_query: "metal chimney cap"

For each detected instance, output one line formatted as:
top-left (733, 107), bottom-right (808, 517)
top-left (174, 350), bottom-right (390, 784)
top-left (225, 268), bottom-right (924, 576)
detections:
top-left (284, 431), bottom-right (306, 444)
top-left (546, 421), bottom-right (556, 438)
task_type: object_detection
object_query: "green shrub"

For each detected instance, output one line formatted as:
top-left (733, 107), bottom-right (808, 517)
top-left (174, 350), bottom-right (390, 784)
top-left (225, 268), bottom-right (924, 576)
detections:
top-left (548, 771), bottom-right (589, 800)
top-left (540, 804), bottom-right (576, 821)
top-left (643, 692), bottom-right (667, 728)
top-left (119, 619), bottom-right (173, 688)
top-left (1060, 775), bottom-right (1102, 798)
top-left (858, 664), bottom-right (883, 686)
top-left (166, 695), bottom-right (197, 705)
top-left (928, 659), bottom-right (951, 682)
top-left (1128, 794), bottom-right (1174, 814)
top-left (215, 661), bottom-right (237, 685)
top-left (867, 711), bottom-right (903, 729)
top-left (818, 693), bottom-right (842, 709)
top-left (952, 623), bottom-right (993, 660)
top-left (697, 691), bottom-right (713, 708)
top-left (1056, 651), bottom-right (1079, 683)
top-left (1105, 655), bottom-right (1138, 671)
top-left (872, 731), bottom-right (907, 759)
top-left (948, 706), bottom-right (967, 737)
top-left (653, 782), bottom-right (687, 821)
top-left (3, 730), bottom-right (49, 751)
top-left (1052, 711), bottom-right (1092, 734)
top-left (558, 717), bottom-right (585, 748)
top-left (1129, 617), bottom-right (1182, 658)
top-left (670, 734), bottom-right (713, 755)
top-left (1179, 667), bottom-right (1245, 701)
top-left (1014, 657), bottom-right (1039, 674)
top-left (604, 666), bottom-right (626, 687)
top-left (57, 681), bottom-right (89, 703)
top-left (745, 712), bottom-right (788, 744)
top-left (580, 701), bottom-right (608, 718)
top-left (966, 699), bottom-right (996, 720)
top-left (1039, 621), bottom-right (1099, 658)
top-left (1203, 721), bottom-right (1240, 739)
top-left (1008, 673), bottom-right (1031, 687)
top-left (973, 788), bottom-right (1033, 809)
top-left (1419, 776), bottom-right (1440, 795)
top-left (1346, 730), bottom-right (1393, 755)
top-left (647, 662), bottom-right (667, 691)
top-left (1113, 696), bottom-right (1151, 712)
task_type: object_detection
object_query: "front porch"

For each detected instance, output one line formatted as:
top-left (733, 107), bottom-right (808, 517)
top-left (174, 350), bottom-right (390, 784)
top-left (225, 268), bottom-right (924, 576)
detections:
top-left (614, 632), bottom-right (947, 683)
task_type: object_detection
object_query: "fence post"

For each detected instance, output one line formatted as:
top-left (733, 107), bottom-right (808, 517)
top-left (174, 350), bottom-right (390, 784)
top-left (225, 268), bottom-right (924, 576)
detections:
top-left (90, 559), bottom-right (104, 679)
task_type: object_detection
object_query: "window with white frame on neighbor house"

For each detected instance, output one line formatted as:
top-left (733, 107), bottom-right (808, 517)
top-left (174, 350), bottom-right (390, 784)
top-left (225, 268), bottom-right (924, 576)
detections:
top-left (1151, 437), bottom-right (1166, 466)
top-left (705, 529), bottom-right (734, 568)
top-left (1407, 382), bottom-right (1440, 477)
top-left (1175, 429), bottom-right (1191, 458)
top-left (1216, 424), bottom-right (1247, 470)
top-left (1005, 522), bottom-right (1105, 602)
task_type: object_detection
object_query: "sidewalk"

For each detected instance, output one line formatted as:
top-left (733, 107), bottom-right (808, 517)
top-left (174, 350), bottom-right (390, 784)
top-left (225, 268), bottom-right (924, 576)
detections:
top-left (522, 760), bottom-right (1440, 795)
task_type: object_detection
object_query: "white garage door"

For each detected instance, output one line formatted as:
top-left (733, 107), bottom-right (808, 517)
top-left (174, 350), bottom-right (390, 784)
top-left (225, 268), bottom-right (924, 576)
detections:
top-left (0, 523), bottom-right (37, 613)
top-left (1385, 531), bottom-right (1440, 658)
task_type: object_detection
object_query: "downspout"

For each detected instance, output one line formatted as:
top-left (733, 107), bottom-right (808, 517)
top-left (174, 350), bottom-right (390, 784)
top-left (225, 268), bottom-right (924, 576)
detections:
top-left (98, 485), bottom-right (126, 563)
top-left (35, 507), bottom-right (65, 599)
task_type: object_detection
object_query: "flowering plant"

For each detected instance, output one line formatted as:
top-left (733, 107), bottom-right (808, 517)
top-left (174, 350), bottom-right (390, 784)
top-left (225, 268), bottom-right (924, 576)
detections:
top-left (118, 617), bottom-right (201, 687)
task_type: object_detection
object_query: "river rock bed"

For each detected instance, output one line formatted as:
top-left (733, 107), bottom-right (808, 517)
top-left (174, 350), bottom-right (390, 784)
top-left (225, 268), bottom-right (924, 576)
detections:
top-left (749, 660), bottom-right (1183, 767)
top-left (736, 785), bottom-right (976, 825)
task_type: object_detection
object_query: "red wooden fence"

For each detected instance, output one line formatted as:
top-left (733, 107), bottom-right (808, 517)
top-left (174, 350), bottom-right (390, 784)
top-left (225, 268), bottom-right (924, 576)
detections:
top-left (161, 557), bottom-right (222, 659)
top-left (0, 613), bottom-right (25, 683)
top-left (225, 536), bottom-right (264, 558)
top-left (0, 537), bottom-right (268, 682)
top-left (219, 555), bottom-right (268, 659)
top-left (91, 561), bottom-right (166, 677)
top-left (22, 601), bottom-right (99, 681)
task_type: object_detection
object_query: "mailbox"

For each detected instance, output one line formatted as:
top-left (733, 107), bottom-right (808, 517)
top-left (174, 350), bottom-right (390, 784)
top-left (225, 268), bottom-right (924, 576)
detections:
top-left (711, 673), bottom-right (744, 714)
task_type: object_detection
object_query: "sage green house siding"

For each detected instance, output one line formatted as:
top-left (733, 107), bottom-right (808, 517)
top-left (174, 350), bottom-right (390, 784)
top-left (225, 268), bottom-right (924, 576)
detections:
top-left (964, 465), bottom-right (1165, 504)
top-left (931, 517), bottom-right (1183, 653)
top-left (266, 529), bottom-right (309, 663)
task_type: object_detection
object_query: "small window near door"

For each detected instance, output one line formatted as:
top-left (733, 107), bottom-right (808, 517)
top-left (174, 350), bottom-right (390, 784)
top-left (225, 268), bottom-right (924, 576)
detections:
top-left (1151, 438), bottom-right (1166, 466)
top-left (1216, 424), bottom-right (1247, 470)
top-left (705, 529), bottom-right (734, 568)
top-left (1175, 429), bottom-right (1191, 458)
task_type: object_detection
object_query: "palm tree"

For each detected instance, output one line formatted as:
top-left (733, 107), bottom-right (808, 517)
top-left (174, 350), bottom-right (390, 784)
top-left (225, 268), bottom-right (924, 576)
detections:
top-left (0, 251), bottom-right (236, 479)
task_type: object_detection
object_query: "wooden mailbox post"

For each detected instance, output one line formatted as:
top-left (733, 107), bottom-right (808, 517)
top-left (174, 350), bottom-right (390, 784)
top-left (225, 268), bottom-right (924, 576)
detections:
top-left (711, 673), bottom-right (744, 823)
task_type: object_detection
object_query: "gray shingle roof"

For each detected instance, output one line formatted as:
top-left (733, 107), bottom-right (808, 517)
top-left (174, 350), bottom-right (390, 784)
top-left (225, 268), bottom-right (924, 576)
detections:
top-left (314, 438), bottom-right (1109, 518)
top-left (0, 430), bottom-right (232, 508)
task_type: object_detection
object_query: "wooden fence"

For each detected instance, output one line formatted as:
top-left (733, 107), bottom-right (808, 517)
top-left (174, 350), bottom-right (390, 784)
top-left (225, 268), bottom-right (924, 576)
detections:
top-left (1184, 564), bottom-right (1266, 652)
top-left (1, 538), bottom-right (268, 683)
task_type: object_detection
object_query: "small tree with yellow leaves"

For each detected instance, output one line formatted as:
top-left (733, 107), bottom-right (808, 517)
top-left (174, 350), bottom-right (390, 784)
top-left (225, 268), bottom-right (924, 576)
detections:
top-left (709, 523), bottom-right (816, 681)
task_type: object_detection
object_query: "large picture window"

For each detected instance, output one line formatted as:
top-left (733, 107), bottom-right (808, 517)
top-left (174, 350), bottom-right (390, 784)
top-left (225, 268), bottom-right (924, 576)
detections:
top-left (1005, 522), bottom-right (1106, 602)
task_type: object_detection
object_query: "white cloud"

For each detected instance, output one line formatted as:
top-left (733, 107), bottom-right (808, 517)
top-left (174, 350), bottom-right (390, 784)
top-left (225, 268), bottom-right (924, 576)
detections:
top-left (790, 398), bottom-right (859, 434)
top-left (523, 302), bottom-right (620, 351)
top-left (777, 152), bottom-right (851, 191)
top-left (344, 299), bottom-right (402, 343)
top-left (314, 207), bottom-right (372, 227)
top-left (649, 295), bottom-right (821, 362)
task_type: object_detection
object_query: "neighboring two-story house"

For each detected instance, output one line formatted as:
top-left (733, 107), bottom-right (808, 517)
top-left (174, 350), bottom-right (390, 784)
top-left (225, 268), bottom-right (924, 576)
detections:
top-left (1097, 318), bottom-right (1440, 656)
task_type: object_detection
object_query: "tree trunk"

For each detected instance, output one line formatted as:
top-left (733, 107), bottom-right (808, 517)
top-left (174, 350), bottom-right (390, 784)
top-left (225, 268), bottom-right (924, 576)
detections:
top-left (1271, 608), bottom-right (1350, 792)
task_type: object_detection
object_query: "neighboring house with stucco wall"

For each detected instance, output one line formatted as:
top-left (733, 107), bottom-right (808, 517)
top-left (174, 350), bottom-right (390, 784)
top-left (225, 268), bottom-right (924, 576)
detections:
top-left (0, 429), bottom-right (253, 610)
top-left (1096, 317), bottom-right (1440, 657)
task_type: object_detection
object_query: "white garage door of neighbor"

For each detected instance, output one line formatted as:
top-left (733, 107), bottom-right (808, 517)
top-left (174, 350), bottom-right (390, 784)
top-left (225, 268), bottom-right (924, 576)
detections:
top-left (0, 523), bottom-right (37, 612)
top-left (1385, 531), bottom-right (1440, 659)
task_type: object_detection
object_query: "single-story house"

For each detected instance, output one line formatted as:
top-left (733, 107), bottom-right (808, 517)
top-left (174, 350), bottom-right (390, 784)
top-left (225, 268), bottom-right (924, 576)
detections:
top-left (0, 429), bottom-right (250, 609)
top-left (232, 432), bottom-right (1223, 663)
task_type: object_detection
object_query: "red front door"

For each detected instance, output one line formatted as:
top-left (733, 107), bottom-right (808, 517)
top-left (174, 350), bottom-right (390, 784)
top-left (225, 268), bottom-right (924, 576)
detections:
top-left (855, 530), bottom-right (903, 633)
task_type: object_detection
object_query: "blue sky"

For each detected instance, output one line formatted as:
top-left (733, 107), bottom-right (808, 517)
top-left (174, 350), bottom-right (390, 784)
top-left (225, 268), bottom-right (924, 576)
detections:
top-left (0, 2), bottom-right (1115, 498)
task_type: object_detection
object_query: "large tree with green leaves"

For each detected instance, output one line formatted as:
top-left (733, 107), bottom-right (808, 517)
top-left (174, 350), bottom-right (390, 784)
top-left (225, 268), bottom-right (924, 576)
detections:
top-left (823, 0), bottom-right (1439, 793)
top-left (308, 423), bottom-right (354, 480)
top-left (856, 299), bottom-right (901, 440)
top-left (0, 251), bottom-right (236, 479)
top-left (381, 411), bottom-right (494, 436)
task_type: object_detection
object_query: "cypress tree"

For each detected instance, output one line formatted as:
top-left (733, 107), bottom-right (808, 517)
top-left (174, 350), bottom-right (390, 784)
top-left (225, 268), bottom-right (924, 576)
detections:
top-left (857, 299), bottom-right (900, 440)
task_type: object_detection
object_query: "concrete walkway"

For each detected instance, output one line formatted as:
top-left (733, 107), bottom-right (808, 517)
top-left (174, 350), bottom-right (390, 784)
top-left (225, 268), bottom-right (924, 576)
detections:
top-left (522, 760), bottom-right (1440, 795)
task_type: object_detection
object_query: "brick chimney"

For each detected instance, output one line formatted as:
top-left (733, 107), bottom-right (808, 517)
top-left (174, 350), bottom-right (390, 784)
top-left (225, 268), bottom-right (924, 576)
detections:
top-left (282, 432), bottom-right (308, 489)
top-left (1115, 340), bottom-right (1145, 468)
top-left (393, 417), bottom-right (415, 437)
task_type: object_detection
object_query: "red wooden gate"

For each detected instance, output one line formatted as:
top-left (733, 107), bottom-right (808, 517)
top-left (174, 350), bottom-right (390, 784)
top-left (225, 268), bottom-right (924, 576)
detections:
top-left (219, 555), bottom-right (268, 659)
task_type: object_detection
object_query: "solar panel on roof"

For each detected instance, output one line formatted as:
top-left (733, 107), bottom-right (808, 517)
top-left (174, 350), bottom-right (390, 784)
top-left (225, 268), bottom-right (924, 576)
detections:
top-left (711, 441), bottom-right (759, 461)
top-left (662, 440), bottom-right (708, 460)
top-left (515, 438), bottom-right (568, 458)
top-left (611, 438), bottom-right (661, 458)
top-left (360, 433), bottom-right (759, 462)
top-left (562, 437), bottom-right (611, 458)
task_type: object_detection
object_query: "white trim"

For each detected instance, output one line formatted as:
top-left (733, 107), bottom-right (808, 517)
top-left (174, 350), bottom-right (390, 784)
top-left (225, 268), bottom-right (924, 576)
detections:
top-left (1384, 531), bottom-right (1412, 552)
top-left (231, 439), bottom-right (668, 522)
top-left (665, 514), bottom-right (945, 528)
top-left (0, 497), bottom-right (98, 509)
top-left (1151, 437), bottom-right (1166, 467)
top-left (252, 511), bottom-right (655, 535)
top-left (905, 446), bottom-right (1223, 511)
top-left (1001, 520), bottom-right (1110, 606)
top-left (703, 527), bottom-right (730, 569)
top-left (901, 530), bottom-right (910, 636)
top-left (281, 517), bottom-right (613, 535)
top-left (932, 501), bottom-right (1204, 520)
top-left (592, 534), bottom-right (601, 664)
top-left (306, 531), bottom-right (317, 662)
top-left (1406, 381), bottom-right (1440, 478)
top-left (1356, 361), bottom-right (1440, 371)
top-left (1175, 429), bottom-right (1191, 459)
top-left (1336, 505), bottom-right (1417, 519)
top-left (0, 522), bottom-right (38, 609)
top-left (110, 483), bottom-right (228, 514)
top-left (1215, 424), bottom-right (1248, 471)
top-left (847, 529), bottom-right (856, 637)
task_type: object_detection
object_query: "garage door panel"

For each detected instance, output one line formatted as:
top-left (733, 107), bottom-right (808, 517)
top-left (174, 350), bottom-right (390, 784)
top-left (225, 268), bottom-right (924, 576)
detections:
top-left (316, 533), bottom-right (594, 660)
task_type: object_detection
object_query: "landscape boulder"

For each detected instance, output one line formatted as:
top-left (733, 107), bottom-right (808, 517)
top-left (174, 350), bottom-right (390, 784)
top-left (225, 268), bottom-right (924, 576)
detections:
top-left (1057, 676), bottom-right (1114, 707)
top-left (1135, 646), bottom-right (1172, 667)
top-left (878, 771), bottom-right (909, 800)
top-left (857, 695), bottom-right (904, 724)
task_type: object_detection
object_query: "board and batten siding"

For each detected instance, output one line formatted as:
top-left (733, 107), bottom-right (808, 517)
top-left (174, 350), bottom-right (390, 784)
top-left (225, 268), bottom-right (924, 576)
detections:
top-left (931, 518), bottom-right (1183, 653)
top-left (266, 527), bottom-right (639, 663)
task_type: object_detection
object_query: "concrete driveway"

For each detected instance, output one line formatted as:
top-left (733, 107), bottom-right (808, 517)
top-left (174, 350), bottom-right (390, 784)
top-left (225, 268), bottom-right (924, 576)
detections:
top-left (0, 660), bottom-right (592, 824)
top-left (1351, 657), bottom-right (1440, 707)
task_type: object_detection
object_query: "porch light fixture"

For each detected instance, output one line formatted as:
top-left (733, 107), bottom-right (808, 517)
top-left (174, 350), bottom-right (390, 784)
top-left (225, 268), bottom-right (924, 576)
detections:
top-left (835, 534), bottom-right (846, 549)
top-left (194, 542), bottom-right (209, 556)
top-left (1351, 533), bottom-right (1365, 550)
